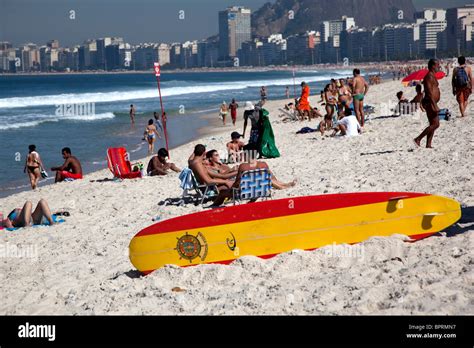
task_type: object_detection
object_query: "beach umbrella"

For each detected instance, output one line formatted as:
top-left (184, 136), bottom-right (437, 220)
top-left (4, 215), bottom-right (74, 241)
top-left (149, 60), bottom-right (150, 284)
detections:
top-left (402, 69), bottom-right (446, 86)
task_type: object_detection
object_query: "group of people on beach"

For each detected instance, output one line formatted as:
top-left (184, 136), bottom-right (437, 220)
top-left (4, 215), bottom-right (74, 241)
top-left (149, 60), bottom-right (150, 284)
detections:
top-left (6, 56), bottom-right (471, 229)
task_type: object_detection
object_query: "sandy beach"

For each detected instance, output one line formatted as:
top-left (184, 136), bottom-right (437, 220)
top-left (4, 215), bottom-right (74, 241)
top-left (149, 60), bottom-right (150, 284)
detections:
top-left (0, 75), bottom-right (472, 315)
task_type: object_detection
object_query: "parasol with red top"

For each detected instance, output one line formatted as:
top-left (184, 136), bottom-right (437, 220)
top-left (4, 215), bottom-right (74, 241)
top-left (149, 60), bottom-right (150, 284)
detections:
top-left (402, 69), bottom-right (446, 86)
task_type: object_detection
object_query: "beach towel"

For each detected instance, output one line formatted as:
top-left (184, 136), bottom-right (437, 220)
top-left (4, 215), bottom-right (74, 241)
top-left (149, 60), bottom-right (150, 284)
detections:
top-left (259, 109), bottom-right (280, 159)
top-left (179, 167), bottom-right (194, 191)
top-left (296, 127), bottom-right (318, 134)
top-left (3, 214), bottom-right (65, 231)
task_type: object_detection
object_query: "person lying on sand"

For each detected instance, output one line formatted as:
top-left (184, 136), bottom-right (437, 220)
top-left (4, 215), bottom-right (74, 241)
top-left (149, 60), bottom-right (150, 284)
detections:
top-left (211, 154), bottom-right (296, 206)
top-left (147, 148), bottom-right (180, 176)
top-left (189, 144), bottom-right (234, 191)
top-left (2, 199), bottom-right (54, 228)
top-left (51, 147), bottom-right (83, 182)
top-left (226, 132), bottom-right (245, 163)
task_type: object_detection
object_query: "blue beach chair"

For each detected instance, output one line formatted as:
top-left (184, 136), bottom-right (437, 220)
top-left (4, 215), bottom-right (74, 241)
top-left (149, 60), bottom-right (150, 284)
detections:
top-left (232, 168), bottom-right (272, 205)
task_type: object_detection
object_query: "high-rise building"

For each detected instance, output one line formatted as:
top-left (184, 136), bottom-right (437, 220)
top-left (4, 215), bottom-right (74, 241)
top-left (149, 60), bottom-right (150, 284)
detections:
top-left (133, 44), bottom-right (159, 70)
top-left (19, 43), bottom-right (40, 72)
top-left (420, 20), bottom-right (447, 53)
top-left (169, 43), bottom-right (182, 69)
top-left (286, 31), bottom-right (319, 65)
top-left (218, 6), bottom-right (251, 60)
top-left (158, 43), bottom-right (170, 66)
top-left (197, 39), bottom-right (219, 67)
top-left (446, 5), bottom-right (474, 54)
top-left (320, 16), bottom-right (355, 43)
top-left (47, 39), bottom-right (59, 49)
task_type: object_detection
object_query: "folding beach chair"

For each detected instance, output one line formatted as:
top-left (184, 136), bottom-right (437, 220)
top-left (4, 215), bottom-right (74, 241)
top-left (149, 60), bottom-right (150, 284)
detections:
top-left (278, 108), bottom-right (299, 121)
top-left (106, 147), bottom-right (142, 180)
top-left (231, 168), bottom-right (272, 205)
top-left (178, 167), bottom-right (218, 205)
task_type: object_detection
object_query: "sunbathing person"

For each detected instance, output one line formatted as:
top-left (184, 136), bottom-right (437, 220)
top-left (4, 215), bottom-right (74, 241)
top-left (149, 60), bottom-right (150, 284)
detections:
top-left (205, 150), bottom-right (238, 179)
top-left (147, 148), bottom-right (180, 176)
top-left (226, 132), bottom-right (245, 163)
top-left (188, 144), bottom-right (234, 191)
top-left (211, 155), bottom-right (296, 206)
top-left (2, 199), bottom-right (54, 228)
top-left (51, 147), bottom-right (83, 182)
top-left (338, 79), bottom-right (353, 115)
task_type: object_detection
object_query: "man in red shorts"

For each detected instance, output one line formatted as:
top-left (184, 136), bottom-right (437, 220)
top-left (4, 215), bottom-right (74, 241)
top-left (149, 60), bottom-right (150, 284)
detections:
top-left (229, 99), bottom-right (239, 126)
top-left (452, 56), bottom-right (473, 117)
top-left (51, 147), bottom-right (83, 182)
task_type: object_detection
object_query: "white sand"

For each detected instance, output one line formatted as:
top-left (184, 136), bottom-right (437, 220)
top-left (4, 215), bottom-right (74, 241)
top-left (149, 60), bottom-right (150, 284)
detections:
top-left (0, 76), bottom-right (473, 315)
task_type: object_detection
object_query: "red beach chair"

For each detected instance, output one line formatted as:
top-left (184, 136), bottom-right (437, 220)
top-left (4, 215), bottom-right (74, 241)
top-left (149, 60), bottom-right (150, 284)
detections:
top-left (106, 147), bottom-right (142, 179)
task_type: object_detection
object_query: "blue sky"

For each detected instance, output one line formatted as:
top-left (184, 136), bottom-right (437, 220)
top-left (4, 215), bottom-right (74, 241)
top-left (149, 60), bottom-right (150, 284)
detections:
top-left (1, 0), bottom-right (472, 46)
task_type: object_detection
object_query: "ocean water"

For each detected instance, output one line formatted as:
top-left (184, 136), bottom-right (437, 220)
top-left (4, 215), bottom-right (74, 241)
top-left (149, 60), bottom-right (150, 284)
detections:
top-left (0, 69), bottom-right (355, 196)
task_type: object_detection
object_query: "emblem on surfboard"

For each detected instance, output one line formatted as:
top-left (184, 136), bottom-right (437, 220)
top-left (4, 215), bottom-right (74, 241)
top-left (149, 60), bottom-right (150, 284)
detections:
top-left (226, 232), bottom-right (237, 251)
top-left (175, 232), bottom-right (208, 263)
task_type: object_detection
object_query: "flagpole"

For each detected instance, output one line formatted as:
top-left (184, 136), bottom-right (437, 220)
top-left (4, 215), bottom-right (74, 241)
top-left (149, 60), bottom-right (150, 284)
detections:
top-left (154, 62), bottom-right (170, 158)
top-left (292, 65), bottom-right (297, 99)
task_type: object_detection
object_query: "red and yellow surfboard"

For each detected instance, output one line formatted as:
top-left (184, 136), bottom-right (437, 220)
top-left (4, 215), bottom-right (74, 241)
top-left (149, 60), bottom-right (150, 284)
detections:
top-left (129, 192), bottom-right (461, 274)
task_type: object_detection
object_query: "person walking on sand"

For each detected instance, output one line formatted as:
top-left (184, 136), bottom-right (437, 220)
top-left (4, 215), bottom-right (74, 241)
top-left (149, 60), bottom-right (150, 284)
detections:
top-left (143, 119), bottom-right (161, 155)
top-left (219, 102), bottom-right (228, 126)
top-left (352, 68), bottom-right (369, 127)
top-left (452, 56), bottom-right (473, 118)
top-left (229, 99), bottom-right (239, 126)
top-left (129, 104), bottom-right (136, 125)
top-left (414, 59), bottom-right (441, 149)
top-left (24, 144), bottom-right (45, 190)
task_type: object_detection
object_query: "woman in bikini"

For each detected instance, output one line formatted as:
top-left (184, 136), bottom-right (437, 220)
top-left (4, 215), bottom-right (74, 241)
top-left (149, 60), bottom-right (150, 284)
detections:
top-left (143, 119), bottom-right (161, 155)
top-left (24, 144), bottom-right (44, 190)
top-left (2, 199), bottom-right (54, 229)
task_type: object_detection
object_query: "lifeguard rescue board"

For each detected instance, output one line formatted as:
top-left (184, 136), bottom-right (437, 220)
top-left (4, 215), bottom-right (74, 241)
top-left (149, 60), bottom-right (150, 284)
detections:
top-left (129, 192), bottom-right (461, 274)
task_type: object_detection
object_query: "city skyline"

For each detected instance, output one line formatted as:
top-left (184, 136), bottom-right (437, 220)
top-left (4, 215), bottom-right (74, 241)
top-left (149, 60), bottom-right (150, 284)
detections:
top-left (1, 0), bottom-right (474, 46)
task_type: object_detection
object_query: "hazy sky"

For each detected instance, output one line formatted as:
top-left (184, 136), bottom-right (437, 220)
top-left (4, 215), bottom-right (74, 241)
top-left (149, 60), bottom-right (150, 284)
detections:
top-left (1, 0), bottom-right (473, 46)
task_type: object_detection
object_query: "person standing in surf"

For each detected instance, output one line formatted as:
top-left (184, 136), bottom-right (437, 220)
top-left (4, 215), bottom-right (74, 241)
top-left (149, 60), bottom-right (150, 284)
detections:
top-left (129, 104), bottom-right (136, 126)
top-left (352, 69), bottom-right (369, 127)
top-left (229, 99), bottom-right (239, 126)
top-left (414, 59), bottom-right (441, 149)
top-left (24, 144), bottom-right (45, 190)
top-left (143, 119), bottom-right (161, 155)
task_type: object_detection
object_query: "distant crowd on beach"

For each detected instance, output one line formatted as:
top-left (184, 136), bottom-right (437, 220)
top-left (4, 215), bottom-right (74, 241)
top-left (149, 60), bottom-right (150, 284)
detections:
top-left (3, 56), bottom-right (472, 228)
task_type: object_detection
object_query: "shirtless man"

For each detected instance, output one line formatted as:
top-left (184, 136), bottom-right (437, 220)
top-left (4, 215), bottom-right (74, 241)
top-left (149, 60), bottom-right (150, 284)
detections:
top-left (414, 59), bottom-right (441, 149)
top-left (51, 147), bottom-right (83, 182)
top-left (352, 68), bottom-right (369, 127)
top-left (188, 144), bottom-right (233, 192)
top-left (129, 104), bottom-right (136, 125)
top-left (147, 148), bottom-right (180, 176)
top-left (226, 131), bottom-right (245, 163)
top-left (452, 56), bottom-right (473, 117)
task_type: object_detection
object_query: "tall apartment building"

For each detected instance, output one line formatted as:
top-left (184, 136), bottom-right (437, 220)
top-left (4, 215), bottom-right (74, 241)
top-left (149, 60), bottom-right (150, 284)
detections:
top-left (218, 6), bottom-right (251, 60)
top-left (447, 5), bottom-right (474, 53)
